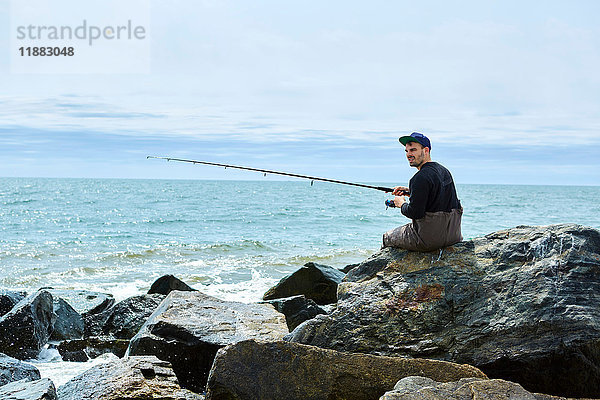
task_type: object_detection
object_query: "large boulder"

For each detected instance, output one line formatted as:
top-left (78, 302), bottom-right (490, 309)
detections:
top-left (128, 291), bottom-right (287, 392)
top-left (0, 353), bottom-right (41, 387)
top-left (147, 274), bottom-right (196, 295)
top-left (57, 356), bottom-right (202, 400)
top-left (45, 289), bottom-right (114, 318)
top-left (205, 339), bottom-right (486, 400)
top-left (0, 378), bottom-right (57, 400)
top-left (0, 290), bottom-right (55, 359)
top-left (50, 297), bottom-right (84, 341)
top-left (0, 290), bottom-right (27, 317)
top-left (264, 295), bottom-right (327, 331)
top-left (84, 294), bottom-right (165, 339)
top-left (379, 376), bottom-right (542, 400)
top-left (287, 224), bottom-right (600, 398)
top-left (263, 262), bottom-right (345, 305)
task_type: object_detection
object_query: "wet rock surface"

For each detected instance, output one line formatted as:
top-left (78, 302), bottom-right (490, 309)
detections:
top-left (58, 356), bottom-right (203, 400)
top-left (57, 337), bottom-right (130, 362)
top-left (50, 297), bottom-right (84, 341)
top-left (264, 295), bottom-right (327, 331)
top-left (45, 289), bottom-right (114, 318)
top-left (0, 290), bottom-right (27, 318)
top-left (288, 224), bottom-right (600, 398)
top-left (0, 378), bottom-right (57, 400)
top-left (128, 291), bottom-right (288, 392)
top-left (263, 262), bottom-right (345, 305)
top-left (147, 274), bottom-right (197, 295)
top-left (0, 353), bottom-right (41, 387)
top-left (0, 290), bottom-right (56, 360)
top-left (205, 339), bottom-right (486, 400)
top-left (84, 293), bottom-right (165, 339)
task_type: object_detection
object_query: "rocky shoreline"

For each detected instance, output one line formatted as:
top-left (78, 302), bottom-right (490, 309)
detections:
top-left (1, 223), bottom-right (599, 399)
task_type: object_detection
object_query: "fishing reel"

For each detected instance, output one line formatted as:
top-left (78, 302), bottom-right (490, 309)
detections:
top-left (385, 190), bottom-right (409, 209)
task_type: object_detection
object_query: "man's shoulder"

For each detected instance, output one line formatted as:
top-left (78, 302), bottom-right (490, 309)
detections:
top-left (423, 161), bottom-right (445, 169)
top-left (423, 161), bottom-right (451, 174)
top-left (418, 162), bottom-right (453, 181)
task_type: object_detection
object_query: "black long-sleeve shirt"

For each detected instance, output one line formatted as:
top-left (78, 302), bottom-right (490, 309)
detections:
top-left (400, 161), bottom-right (461, 220)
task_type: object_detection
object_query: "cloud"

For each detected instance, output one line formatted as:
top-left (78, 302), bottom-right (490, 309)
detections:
top-left (1, 1), bottom-right (599, 184)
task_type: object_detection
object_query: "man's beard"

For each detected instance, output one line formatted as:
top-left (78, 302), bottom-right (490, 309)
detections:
top-left (409, 151), bottom-right (424, 167)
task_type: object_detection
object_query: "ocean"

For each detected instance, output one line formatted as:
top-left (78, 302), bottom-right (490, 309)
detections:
top-left (1, 177), bottom-right (600, 384)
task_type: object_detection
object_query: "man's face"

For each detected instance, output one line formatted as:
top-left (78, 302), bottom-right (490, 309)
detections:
top-left (405, 141), bottom-right (427, 168)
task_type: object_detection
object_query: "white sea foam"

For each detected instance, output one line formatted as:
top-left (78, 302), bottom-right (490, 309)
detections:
top-left (28, 348), bottom-right (118, 387)
top-left (199, 268), bottom-right (280, 303)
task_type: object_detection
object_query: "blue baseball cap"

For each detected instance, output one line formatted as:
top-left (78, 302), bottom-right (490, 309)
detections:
top-left (399, 132), bottom-right (431, 149)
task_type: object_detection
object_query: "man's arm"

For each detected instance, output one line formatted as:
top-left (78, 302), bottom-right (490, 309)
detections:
top-left (400, 176), bottom-right (430, 219)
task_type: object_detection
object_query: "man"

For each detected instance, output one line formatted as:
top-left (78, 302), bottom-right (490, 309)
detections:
top-left (382, 132), bottom-right (463, 251)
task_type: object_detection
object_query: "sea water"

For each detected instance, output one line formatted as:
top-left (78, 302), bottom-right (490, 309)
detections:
top-left (1, 177), bottom-right (599, 383)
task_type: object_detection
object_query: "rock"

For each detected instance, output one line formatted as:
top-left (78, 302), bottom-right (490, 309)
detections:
top-left (148, 275), bottom-right (196, 295)
top-left (263, 262), bottom-right (346, 305)
top-left (0, 353), bottom-right (41, 387)
top-left (0, 378), bottom-right (57, 400)
top-left (205, 339), bottom-right (486, 400)
top-left (340, 263), bottom-right (359, 274)
top-left (345, 247), bottom-right (409, 282)
top-left (84, 294), bottom-right (165, 339)
top-left (380, 376), bottom-right (539, 399)
top-left (45, 289), bottom-right (114, 318)
top-left (0, 290), bottom-right (55, 359)
top-left (128, 291), bottom-right (287, 392)
top-left (264, 295), bottom-right (327, 331)
top-left (287, 224), bottom-right (600, 398)
top-left (50, 298), bottom-right (84, 341)
top-left (57, 356), bottom-right (203, 400)
top-left (0, 290), bottom-right (27, 317)
top-left (57, 337), bottom-right (130, 362)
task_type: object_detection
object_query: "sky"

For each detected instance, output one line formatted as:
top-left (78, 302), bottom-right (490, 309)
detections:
top-left (1, 0), bottom-right (599, 185)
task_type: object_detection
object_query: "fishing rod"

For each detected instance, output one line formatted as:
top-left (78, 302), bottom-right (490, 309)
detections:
top-left (147, 156), bottom-right (409, 207)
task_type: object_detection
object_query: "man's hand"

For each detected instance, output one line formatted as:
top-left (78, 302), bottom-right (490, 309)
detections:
top-left (394, 196), bottom-right (406, 208)
top-left (392, 186), bottom-right (409, 196)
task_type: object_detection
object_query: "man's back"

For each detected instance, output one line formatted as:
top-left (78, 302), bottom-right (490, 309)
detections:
top-left (401, 162), bottom-right (461, 220)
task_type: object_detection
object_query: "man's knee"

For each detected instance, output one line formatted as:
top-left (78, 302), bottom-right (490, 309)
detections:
top-left (383, 224), bottom-right (415, 249)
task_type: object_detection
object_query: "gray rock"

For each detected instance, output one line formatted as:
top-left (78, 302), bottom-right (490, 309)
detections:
top-left (128, 291), bottom-right (287, 393)
top-left (0, 290), bottom-right (56, 359)
top-left (44, 289), bottom-right (114, 318)
top-left (84, 294), bottom-right (165, 339)
top-left (57, 337), bottom-right (130, 362)
top-left (50, 298), bottom-right (84, 341)
top-left (0, 290), bottom-right (27, 318)
top-left (148, 274), bottom-right (196, 295)
top-left (340, 262), bottom-right (359, 274)
top-left (264, 295), bottom-right (327, 331)
top-left (0, 378), bottom-right (57, 400)
top-left (0, 353), bottom-right (41, 387)
top-left (58, 356), bottom-right (203, 400)
top-left (263, 262), bottom-right (346, 305)
top-left (288, 224), bottom-right (600, 398)
top-left (205, 339), bottom-right (487, 400)
top-left (380, 376), bottom-right (539, 399)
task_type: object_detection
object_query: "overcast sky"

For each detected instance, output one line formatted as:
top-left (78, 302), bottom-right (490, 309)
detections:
top-left (1, 0), bottom-right (599, 185)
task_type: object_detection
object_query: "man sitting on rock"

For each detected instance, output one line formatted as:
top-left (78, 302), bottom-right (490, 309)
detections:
top-left (383, 132), bottom-right (463, 251)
